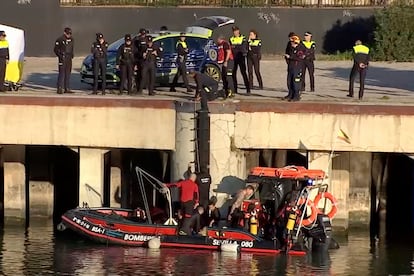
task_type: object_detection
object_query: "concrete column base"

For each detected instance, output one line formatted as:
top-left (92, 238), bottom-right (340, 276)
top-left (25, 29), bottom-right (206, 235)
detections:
top-left (79, 148), bottom-right (108, 207)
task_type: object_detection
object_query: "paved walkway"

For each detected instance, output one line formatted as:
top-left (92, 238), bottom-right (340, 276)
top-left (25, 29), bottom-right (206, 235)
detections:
top-left (9, 57), bottom-right (414, 106)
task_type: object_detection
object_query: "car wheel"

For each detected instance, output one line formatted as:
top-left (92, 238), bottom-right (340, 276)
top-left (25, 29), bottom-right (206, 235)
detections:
top-left (204, 64), bottom-right (221, 82)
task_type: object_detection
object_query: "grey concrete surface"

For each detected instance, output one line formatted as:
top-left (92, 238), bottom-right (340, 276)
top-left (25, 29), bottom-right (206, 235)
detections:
top-left (8, 57), bottom-right (414, 106)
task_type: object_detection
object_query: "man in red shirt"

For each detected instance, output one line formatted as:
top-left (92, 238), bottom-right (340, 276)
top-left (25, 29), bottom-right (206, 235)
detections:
top-left (217, 35), bottom-right (235, 98)
top-left (164, 173), bottom-right (199, 224)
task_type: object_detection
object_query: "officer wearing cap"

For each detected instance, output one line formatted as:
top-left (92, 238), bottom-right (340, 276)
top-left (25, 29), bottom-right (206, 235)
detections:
top-left (284, 35), bottom-right (307, 101)
top-left (170, 32), bottom-right (193, 93)
top-left (116, 34), bottom-right (135, 95)
top-left (54, 27), bottom-right (74, 94)
top-left (134, 28), bottom-right (148, 91)
top-left (284, 32), bottom-right (296, 96)
top-left (229, 26), bottom-right (250, 95)
top-left (91, 33), bottom-right (108, 95)
top-left (348, 40), bottom-right (370, 100)
top-left (0, 31), bottom-right (9, 92)
top-left (301, 31), bottom-right (316, 92)
top-left (138, 35), bottom-right (163, 95)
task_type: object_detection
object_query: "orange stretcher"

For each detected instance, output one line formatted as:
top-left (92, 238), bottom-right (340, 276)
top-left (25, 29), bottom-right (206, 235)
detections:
top-left (249, 166), bottom-right (325, 180)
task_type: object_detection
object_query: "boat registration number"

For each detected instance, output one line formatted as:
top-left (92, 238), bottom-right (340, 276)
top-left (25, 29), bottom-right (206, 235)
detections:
top-left (212, 239), bottom-right (254, 248)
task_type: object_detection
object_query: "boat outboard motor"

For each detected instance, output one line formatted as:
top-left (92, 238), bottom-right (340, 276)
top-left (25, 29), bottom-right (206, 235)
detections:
top-left (306, 214), bottom-right (334, 252)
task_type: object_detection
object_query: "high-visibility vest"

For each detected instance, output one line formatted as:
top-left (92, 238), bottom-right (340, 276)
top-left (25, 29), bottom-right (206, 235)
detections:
top-left (230, 35), bottom-right (245, 45)
top-left (302, 40), bottom-right (316, 49)
top-left (176, 41), bottom-right (187, 49)
top-left (353, 44), bottom-right (370, 54)
top-left (248, 39), bottom-right (261, 47)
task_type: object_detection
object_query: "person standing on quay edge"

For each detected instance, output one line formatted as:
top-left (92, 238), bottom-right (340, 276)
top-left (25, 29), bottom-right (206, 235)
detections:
top-left (301, 31), bottom-right (316, 92)
top-left (229, 26), bottom-right (250, 95)
top-left (91, 33), bottom-right (108, 95)
top-left (116, 34), bottom-right (135, 95)
top-left (54, 27), bottom-right (74, 94)
top-left (348, 40), bottom-right (370, 100)
top-left (170, 33), bottom-right (193, 93)
top-left (284, 35), bottom-right (307, 102)
top-left (0, 31), bottom-right (9, 92)
top-left (247, 29), bottom-right (263, 90)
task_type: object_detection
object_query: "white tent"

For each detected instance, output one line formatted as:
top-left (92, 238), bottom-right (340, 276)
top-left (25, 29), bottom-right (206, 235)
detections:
top-left (0, 24), bottom-right (25, 84)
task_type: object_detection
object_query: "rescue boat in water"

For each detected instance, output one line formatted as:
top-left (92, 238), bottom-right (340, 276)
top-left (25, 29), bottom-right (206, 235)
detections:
top-left (59, 166), bottom-right (340, 255)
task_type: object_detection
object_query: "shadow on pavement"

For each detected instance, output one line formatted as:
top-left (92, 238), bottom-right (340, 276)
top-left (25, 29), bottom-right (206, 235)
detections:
top-left (320, 66), bottom-right (414, 92)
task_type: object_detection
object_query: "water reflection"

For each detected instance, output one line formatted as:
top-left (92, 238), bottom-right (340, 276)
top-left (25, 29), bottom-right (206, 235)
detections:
top-left (0, 225), bottom-right (412, 275)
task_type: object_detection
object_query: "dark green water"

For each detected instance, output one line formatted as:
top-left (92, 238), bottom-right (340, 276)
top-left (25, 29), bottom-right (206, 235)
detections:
top-left (0, 224), bottom-right (412, 275)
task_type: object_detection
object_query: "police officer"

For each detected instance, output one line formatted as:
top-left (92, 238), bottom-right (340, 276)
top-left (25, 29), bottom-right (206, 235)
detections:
top-left (229, 26), bottom-right (250, 95)
top-left (134, 28), bottom-right (147, 91)
top-left (91, 33), bottom-right (108, 95)
top-left (284, 32), bottom-right (296, 98)
top-left (54, 27), bottom-right (74, 94)
top-left (301, 31), bottom-right (316, 92)
top-left (348, 40), bottom-right (370, 100)
top-left (0, 31), bottom-right (9, 92)
top-left (170, 33), bottom-right (193, 93)
top-left (116, 34), bottom-right (135, 95)
top-left (284, 35), bottom-right (307, 102)
top-left (217, 35), bottom-right (235, 98)
top-left (247, 30), bottom-right (263, 90)
top-left (138, 36), bottom-right (162, 96)
top-left (189, 70), bottom-right (226, 111)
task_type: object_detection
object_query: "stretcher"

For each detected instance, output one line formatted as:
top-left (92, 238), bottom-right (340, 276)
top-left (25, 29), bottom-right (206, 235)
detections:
top-left (0, 24), bottom-right (24, 91)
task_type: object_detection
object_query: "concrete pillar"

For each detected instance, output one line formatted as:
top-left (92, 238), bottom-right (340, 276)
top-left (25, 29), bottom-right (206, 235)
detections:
top-left (172, 110), bottom-right (196, 181)
top-left (274, 149), bottom-right (287, 167)
top-left (3, 145), bottom-right (26, 225)
top-left (245, 150), bottom-right (260, 173)
top-left (210, 113), bottom-right (247, 207)
top-left (261, 149), bottom-right (273, 167)
top-left (79, 148), bottom-right (108, 207)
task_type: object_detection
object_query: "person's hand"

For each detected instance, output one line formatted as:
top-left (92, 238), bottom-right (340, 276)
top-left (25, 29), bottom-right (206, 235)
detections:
top-left (194, 202), bottom-right (199, 209)
top-left (223, 61), bottom-right (228, 67)
top-left (284, 54), bottom-right (290, 59)
top-left (160, 187), bottom-right (169, 194)
top-left (116, 65), bottom-right (119, 70)
top-left (152, 50), bottom-right (158, 56)
top-left (227, 214), bottom-right (232, 221)
top-left (134, 65), bottom-right (138, 70)
top-left (359, 63), bottom-right (367, 69)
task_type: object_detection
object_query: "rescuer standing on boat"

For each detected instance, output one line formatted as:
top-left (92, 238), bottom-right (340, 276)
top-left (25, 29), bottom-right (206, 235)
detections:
top-left (247, 29), bottom-right (263, 90)
top-left (138, 36), bottom-right (162, 95)
top-left (229, 26), bottom-right (250, 94)
top-left (91, 33), bottom-right (108, 95)
top-left (170, 33), bottom-right (192, 93)
top-left (54, 27), bottom-right (74, 94)
top-left (348, 40), bottom-right (370, 100)
top-left (163, 173), bottom-right (200, 230)
top-left (228, 185), bottom-right (255, 228)
top-left (217, 35), bottom-right (235, 98)
top-left (301, 32), bottom-right (316, 92)
top-left (116, 34), bottom-right (135, 95)
top-left (0, 31), bottom-right (9, 92)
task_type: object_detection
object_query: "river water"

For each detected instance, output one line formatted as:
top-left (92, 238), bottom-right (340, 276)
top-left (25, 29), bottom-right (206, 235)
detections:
top-left (0, 223), bottom-right (413, 276)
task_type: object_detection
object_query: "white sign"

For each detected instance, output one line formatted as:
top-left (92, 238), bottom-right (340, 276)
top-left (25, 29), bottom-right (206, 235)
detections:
top-left (123, 234), bottom-right (155, 242)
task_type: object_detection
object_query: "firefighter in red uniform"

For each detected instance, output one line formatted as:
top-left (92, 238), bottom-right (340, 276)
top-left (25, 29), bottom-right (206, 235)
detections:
top-left (163, 173), bottom-right (199, 232)
top-left (217, 35), bottom-right (235, 98)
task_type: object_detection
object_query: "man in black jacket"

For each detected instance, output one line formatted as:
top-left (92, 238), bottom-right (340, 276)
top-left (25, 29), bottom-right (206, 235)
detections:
top-left (348, 40), bottom-right (370, 100)
top-left (189, 71), bottom-right (226, 111)
top-left (116, 34), bottom-right (135, 95)
top-left (138, 36), bottom-right (163, 95)
top-left (91, 33), bottom-right (108, 95)
top-left (284, 35), bottom-right (307, 102)
top-left (54, 27), bottom-right (74, 94)
top-left (133, 28), bottom-right (147, 92)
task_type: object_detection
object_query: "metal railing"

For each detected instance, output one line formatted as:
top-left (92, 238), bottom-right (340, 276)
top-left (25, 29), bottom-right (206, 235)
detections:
top-left (60, 0), bottom-right (401, 7)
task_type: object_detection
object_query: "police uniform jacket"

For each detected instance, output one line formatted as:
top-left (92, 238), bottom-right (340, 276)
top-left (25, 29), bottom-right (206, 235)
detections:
top-left (116, 43), bottom-right (135, 66)
top-left (287, 43), bottom-right (307, 70)
top-left (0, 40), bottom-right (9, 60)
top-left (195, 73), bottom-right (218, 92)
top-left (176, 40), bottom-right (189, 62)
top-left (143, 43), bottom-right (163, 64)
top-left (353, 44), bottom-right (370, 66)
top-left (91, 41), bottom-right (108, 60)
top-left (248, 38), bottom-right (262, 59)
top-left (229, 35), bottom-right (248, 56)
top-left (302, 40), bottom-right (316, 61)
top-left (133, 36), bottom-right (147, 61)
top-left (54, 35), bottom-right (74, 61)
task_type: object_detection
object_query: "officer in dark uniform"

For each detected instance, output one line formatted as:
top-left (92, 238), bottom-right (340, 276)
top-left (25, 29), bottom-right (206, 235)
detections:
top-left (138, 36), bottom-right (162, 96)
top-left (189, 70), bottom-right (226, 111)
top-left (301, 31), bottom-right (316, 92)
top-left (348, 40), bottom-right (370, 100)
top-left (91, 33), bottom-right (108, 95)
top-left (217, 35), bottom-right (235, 98)
top-left (116, 34), bottom-right (135, 95)
top-left (247, 29), bottom-right (263, 90)
top-left (284, 32), bottom-right (296, 98)
top-left (170, 33), bottom-right (192, 93)
top-left (0, 31), bottom-right (9, 92)
top-left (229, 26), bottom-right (250, 95)
top-left (134, 28), bottom-right (147, 91)
top-left (284, 35), bottom-right (307, 102)
top-left (54, 27), bottom-right (74, 94)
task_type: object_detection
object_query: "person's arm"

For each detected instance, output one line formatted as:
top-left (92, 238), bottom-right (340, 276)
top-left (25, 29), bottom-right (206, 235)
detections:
top-left (116, 45), bottom-right (122, 66)
top-left (5, 43), bottom-right (9, 61)
top-left (91, 42), bottom-right (96, 56)
top-left (229, 191), bottom-right (244, 215)
top-left (194, 184), bottom-right (199, 205)
top-left (54, 38), bottom-right (61, 58)
top-left (209, 208), bottom-right (221, 227)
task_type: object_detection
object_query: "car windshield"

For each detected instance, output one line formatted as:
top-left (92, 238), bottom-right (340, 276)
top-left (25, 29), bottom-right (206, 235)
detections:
top-left (107, 37), bottom-right (132, 51)
top-left (185, 37), bottom-right (209, 50)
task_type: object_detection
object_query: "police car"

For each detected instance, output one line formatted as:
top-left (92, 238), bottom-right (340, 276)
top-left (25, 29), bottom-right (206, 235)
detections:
top-left (80, 16), bottom-right (234, 87)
